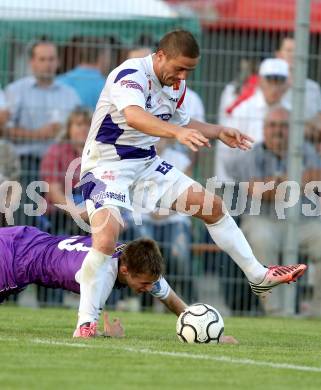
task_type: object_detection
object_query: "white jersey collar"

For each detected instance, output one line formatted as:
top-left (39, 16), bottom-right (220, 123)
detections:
top-left (146, 54), bottom-right (162, 88)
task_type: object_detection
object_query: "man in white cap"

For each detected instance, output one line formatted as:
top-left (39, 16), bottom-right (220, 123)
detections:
top-left (215, 58), bottom-right (289, 182)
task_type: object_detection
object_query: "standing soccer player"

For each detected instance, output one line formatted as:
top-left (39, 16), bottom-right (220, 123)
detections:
top-left (76, 30), bottom-right (306, 337)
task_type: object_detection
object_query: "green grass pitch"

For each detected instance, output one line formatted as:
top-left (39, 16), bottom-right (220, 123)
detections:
top-left (1, 306), bottom-right (321, 389)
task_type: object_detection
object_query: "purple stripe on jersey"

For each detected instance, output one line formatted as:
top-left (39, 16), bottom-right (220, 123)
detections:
top-left (95, 113), bottom-right (156, 160)
top-left (114, 68), bottom-right (138, 83)
top-left (115, 145), bottom-right (156, 160)
top-left (96, 114), bottom-right (124, 144)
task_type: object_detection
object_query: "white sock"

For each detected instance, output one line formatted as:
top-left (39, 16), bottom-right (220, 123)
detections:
top-left (206, 214), bottom-right (266, 283)
top-left (77, 248), bottom-right (111, 327)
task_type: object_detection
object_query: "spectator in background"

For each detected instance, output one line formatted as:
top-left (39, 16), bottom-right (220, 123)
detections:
top-left (5, 39), bottom-right (80, 179)
top-left (218, 58), bottom-right (259, 126)
top-left (226, 106), bottom-right (321, 316)
top-left (0, 86), bottom-right (9, 133)
top-left (127, 46), bottom-right (152, 60)
top-left (40, 107), bottom-right (90, 235)
top-left (305, 113), bottom-right (321, 155)
top-left (215, 58), bottom-right (289, 181)
top-left (58, 37), bottom-right (111, 111)
top-left (0, 139), bottom-right (20, 227)
top-left (276, 35), bottom-right (321, 120)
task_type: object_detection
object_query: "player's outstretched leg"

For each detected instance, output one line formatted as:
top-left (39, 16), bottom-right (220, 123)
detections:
top-left (74, 208), bottom-right (121, 338)
top-left (171, 184), bottom-right (307, 295)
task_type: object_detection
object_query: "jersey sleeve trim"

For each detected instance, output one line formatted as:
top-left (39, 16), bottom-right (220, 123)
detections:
top-left (150, 276), bottom-right (171, 300)
top-left (114, 69), bottom-right (138, 83)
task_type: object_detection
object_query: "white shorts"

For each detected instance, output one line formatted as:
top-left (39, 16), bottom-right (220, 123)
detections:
top-left (80, 156), bottom-right (195, 221)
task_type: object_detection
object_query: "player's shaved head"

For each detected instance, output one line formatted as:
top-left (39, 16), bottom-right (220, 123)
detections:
top-left (121, 238), bottom-right (164, 277)
top-left (157, 30), bottom-right (200, 59)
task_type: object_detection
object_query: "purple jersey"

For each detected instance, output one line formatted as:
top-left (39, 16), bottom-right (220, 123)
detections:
top-left (0, 226), bottom-right (122, 296)
top-left (0, 226), bottom-right (170, 302)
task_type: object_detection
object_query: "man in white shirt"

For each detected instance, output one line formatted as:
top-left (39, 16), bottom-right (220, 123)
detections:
top-left (276, 36), bottom-right (321, 120)
top-left (215, 58), bottom-right (289, 181)
top-left (75, 30), bottom-right (306, 337)
top-left (5, 40), bottom-right (80, 159)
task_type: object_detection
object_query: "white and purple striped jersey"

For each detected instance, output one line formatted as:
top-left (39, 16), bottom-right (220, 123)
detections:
top-left (81, 55), bottom-right (190, 175)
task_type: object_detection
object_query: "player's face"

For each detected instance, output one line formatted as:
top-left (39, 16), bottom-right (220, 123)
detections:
top-left (154, 50), bottom-right (199, 86)
top-left (123, 271), bottom-right (157, 293)
top-left (30, 44), bottom-right (59, 82)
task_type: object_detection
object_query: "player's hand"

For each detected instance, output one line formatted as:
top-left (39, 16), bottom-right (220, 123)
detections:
top-left (219, 335), bottom-right (239, 344)
top-left (103, 312), bottom-right (125, 338)
top-left (175, 128), bottom-right (210, 152)
top-left (218, 127), bottom-right (254, 150)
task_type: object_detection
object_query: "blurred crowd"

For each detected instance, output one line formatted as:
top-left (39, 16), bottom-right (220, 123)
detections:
top-left (1, 34), bottom-right (321, 316)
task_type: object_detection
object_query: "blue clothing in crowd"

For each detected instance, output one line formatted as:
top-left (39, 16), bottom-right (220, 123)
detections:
top-left (58, 66), bottom-right (106, 110)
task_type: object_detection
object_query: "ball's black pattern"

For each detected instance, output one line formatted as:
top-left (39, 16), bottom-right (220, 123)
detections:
top-left (176, 303), bottom-right (224, 344)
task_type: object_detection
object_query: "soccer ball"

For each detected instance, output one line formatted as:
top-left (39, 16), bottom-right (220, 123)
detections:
top-left (176, 303), bottom-right (224, 344)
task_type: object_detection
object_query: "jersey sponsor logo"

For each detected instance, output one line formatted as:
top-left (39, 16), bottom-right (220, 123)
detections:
top-left (114, 243), bottom-right (127, 253)
top-left (156, 160), bottom-right (174, 175)
top-left (58, 238), bottom-right (90, 252)
top-left (120, 79), bottom-right (143, 93)
top-left (101, 170), bottom-right (116, 181)
top-left (91, 190), bottom-right (126, 204)
top-left (155, 113), bottom-right (172, 121)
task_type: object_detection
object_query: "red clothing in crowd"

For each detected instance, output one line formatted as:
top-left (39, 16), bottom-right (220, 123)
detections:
top-left (40, 142), bottom-right (80, 213)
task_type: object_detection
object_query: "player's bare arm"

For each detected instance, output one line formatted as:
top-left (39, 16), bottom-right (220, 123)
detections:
top-left (186, 118), bottom-right (254, 150)
top-left (123, 105), bottom-right (210, 152)
top-left (160, 289), bottom-right (187, 316)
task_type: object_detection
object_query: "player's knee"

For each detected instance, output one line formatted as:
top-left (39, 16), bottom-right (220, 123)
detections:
top-left (195, 196), bottom-right (225, 224)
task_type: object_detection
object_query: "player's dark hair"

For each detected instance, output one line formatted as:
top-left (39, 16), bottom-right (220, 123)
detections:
top-left (156, 30), bottom-right (200, 59)
top-left (121, 238), bottom-right (164, 277)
